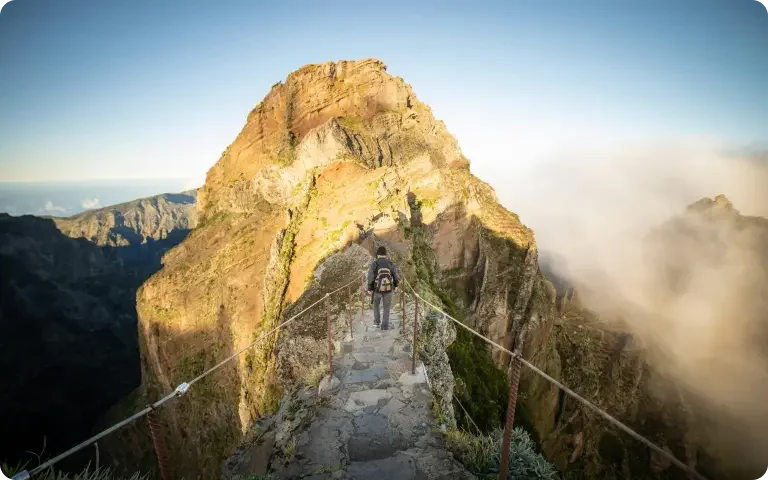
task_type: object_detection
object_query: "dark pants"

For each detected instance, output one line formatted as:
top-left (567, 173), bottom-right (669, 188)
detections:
top-left (373, 292), bottom-right (393, 329)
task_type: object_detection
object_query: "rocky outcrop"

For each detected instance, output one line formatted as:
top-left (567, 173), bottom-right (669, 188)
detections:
top-left (127, 59), bottom-right (543, 478)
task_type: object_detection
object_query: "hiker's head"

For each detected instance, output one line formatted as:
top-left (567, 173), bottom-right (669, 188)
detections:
top-left (376, 246), bottom-right (387, 257)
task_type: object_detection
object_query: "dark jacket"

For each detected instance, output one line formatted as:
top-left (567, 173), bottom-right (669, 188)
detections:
top-left (367, 256), bottom-right (399, 292)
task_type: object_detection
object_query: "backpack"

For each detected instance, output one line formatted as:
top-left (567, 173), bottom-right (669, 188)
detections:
top-left (375, 260), bottom-right (394, 293)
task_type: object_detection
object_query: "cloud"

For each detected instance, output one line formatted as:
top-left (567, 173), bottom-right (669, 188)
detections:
top-left (491, 137), bottom-right (768, 472)
top-left (183, 175), bottom-right (205, 191)
top-left (43, 201), bottom-right (66, 215)
top-left (80, 197), bottom-right (102, 210)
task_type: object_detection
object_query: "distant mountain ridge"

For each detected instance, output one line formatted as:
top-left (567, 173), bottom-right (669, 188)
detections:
top-left (52, 189), bottom-right (198, 247)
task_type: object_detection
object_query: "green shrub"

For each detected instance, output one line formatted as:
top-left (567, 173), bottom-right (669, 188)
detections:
top-left (446, 426), bottom-right (557, 480)
top-left (445, 428), bottom-right (497, 473)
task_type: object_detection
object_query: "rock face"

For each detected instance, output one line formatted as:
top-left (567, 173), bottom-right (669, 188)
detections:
top-left (126, 59), bottom-right (542, 478)
top-left (0, 191), bottom-right (197, 472)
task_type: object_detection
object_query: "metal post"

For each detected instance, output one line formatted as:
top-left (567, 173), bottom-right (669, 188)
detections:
top-left (402, 292), bottom-right (407, 333)
top-left (348, 286), bottom-right (354, 339)
top-left (326, 293), bottom-right (333, 378)
top-left (147, 407), bottom-right (172, 480)
top-left (412, 293), bottom-right (419, 375)
top-left (499, 354), bottom-right (522, 480)
top-left (360, 280), bottom-right (365, 315)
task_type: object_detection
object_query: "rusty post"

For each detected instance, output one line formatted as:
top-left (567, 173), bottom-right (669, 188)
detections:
top-left (147, 407), bottom-right (172, 480)
top-left (498, 354), bottom-right (523, 480)
top-left (347, 286), bottom-right (354, 339)
top-left (412, 293), bottom-right (419, 375)
top-left (402, 292), bottom-right (407, 333)
top-left (360, 279), bottom-right (365, 315)
top-left (326, 294), bottom-right (333, 378)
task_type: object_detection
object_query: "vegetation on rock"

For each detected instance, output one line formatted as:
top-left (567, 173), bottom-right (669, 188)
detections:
top-left (445, 426), bottom-right (556, 479)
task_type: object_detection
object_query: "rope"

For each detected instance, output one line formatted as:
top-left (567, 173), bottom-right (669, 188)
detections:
top-left (400, 276), bottom-right (707, 480)
top-left (16, 272), bottom-right (365, 479)
top-left (453, 393), bottom-right (482, 435)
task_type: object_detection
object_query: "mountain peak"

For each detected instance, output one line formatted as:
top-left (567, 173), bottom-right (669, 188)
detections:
top-left (199, 58), bottom-right (468, 215)
top-left (687, 194), bottom-right (738, 216)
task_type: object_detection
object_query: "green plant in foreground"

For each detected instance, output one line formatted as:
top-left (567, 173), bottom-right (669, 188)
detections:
top-left (446, 426), bottom-right (556, 480)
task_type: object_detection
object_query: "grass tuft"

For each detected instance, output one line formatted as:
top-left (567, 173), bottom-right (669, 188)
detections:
top-left (282, 438), bottom-right (297, 458)
top-left (445, 426), bottom-right (557, 479)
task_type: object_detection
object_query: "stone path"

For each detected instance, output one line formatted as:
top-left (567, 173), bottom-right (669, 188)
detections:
top-left (224, 305), bottom-right (474, 480)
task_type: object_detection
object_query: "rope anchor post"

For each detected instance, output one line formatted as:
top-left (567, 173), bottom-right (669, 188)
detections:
top-left (360, 279), bottom-right (365, 315)
top-left (147, 406), bottom-right (173, 480)
top-left (402, 291), bottom-right (407, 333)
top-left (412, 293), bottom-right (419, 375)
top-left (347, 286), bottom-right (354, 339)
top-left (498, 353), bottom-right (522, 480)
top-left (325, 293), bottom-right (333, 378)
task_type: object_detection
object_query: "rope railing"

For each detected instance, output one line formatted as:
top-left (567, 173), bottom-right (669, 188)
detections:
top-left (12, 272), bottom-right (366, 480)
top-left (399, 276), bottom-right (707, 480)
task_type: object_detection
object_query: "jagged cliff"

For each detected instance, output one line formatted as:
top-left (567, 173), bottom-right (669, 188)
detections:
top-left (0, 192), bottom-right (197, 472)
top-left (125, 59), bottom-right (546, 478)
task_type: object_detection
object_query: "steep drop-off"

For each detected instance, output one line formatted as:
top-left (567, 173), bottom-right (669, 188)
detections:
top-left (0, 192), bottom-right (196, 472)
top-left (125, 59), bottom-right (549, 478)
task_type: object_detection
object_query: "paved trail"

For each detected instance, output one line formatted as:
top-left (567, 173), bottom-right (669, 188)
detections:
top-left (225, 303), bottom-right (474, 480)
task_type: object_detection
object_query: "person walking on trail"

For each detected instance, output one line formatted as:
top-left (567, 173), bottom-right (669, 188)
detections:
top-left (367, 246), bottom-right (399, 330)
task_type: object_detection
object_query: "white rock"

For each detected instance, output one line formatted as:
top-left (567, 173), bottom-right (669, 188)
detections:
top-left (343, 389), bottom-right (392, 412)
top-left (318, 375), bottom-right (341, 396)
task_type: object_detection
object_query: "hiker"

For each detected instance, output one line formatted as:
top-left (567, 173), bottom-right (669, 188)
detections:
top-left (367, 246), bottom-right (399, 330)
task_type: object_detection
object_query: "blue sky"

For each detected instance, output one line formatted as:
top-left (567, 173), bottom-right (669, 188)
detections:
top-left (0, 0), bottom-right (766, 185)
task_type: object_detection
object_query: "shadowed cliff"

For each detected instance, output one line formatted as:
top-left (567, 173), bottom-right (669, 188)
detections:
top-left (1, 191), bottom-right (196, 472)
